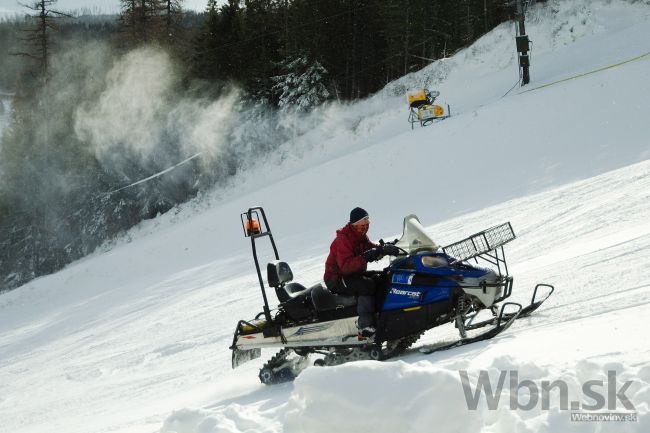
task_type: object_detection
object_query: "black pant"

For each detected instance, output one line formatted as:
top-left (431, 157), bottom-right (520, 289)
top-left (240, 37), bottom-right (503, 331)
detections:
top-left (326, 275), bottom-right (376, 329)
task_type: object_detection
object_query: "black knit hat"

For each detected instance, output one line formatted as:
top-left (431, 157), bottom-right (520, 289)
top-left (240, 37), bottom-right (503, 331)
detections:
top-left (349, 207), bottom-right (369, 224)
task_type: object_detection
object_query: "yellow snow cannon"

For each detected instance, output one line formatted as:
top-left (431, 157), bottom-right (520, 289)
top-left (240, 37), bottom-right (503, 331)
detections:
top-left (407, 88), bottom-right (451, 129)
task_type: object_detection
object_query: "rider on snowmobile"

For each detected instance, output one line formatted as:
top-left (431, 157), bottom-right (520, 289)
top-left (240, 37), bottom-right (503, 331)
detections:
top-left (323, 207), bottom-right (384, 337)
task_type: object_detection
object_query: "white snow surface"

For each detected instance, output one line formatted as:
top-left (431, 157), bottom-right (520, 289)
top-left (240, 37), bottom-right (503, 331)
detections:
top-left (1, 1), bottom-right (650, 432)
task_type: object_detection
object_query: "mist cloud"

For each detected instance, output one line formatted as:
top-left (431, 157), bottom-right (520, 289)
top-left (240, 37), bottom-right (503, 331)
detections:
top-left (168, 87), bottom-right (239, 167)
top-left (74, 46), bottom-right (238, 174)
top-left (74, 48), bottom-right (174, 160)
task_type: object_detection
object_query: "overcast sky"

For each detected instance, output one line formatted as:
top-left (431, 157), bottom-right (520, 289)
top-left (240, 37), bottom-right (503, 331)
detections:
top-left (0, 0), bottom-right (209, 16)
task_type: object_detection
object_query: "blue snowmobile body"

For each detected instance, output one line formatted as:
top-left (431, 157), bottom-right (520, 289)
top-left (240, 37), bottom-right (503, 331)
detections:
top-left (383, 254), bottom-right (488, 311)
top-left (374, 249), bottom-right (508, 342)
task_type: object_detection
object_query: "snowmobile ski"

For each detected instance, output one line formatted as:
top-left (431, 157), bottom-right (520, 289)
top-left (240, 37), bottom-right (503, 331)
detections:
top-left (418, 302), bottom-right (522, 355)
top-left (519, 284), bottom-right (554, 317)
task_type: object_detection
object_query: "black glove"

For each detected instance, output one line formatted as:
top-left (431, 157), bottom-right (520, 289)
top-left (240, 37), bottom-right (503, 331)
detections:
top-left (362, 247), bottom-right (383, 262)
top-left (382, 244), bottom-right (402, 256)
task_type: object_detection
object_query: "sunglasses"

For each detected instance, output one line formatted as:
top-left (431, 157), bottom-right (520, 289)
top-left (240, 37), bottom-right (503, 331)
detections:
top-left (353, 218), bottom-right (370, 228)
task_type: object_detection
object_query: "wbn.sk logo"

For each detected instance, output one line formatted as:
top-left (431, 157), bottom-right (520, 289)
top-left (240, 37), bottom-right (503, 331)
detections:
top-left (459, 370), bottom-right (636, 413)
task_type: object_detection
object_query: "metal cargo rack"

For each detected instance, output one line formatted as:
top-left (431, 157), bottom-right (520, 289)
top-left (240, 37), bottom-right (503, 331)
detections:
top-left (442, 222), bottom-right (516, 276)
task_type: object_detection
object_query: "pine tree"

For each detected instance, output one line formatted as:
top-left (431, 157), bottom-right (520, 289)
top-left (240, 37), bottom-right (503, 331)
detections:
top-left (272, 55), bottom-right (330, 112)
top-left (160, 0), bottom-right (185, 47)
top-left (191, 0), bottom-right (244, 81)
top-left (215, 0), bottom-right (244, 79)
top-left (241, 0), bottom-right (282, 91)
top-left (191, 0), bottom-right (220, 80)
top-left (119, 0), bottom-right (167, 46)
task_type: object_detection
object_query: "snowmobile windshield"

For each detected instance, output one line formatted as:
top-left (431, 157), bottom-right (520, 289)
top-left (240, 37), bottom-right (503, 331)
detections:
top-left (394, 215), bottom-right (440, 254)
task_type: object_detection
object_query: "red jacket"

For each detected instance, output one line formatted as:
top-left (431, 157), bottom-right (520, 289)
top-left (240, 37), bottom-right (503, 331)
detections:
top-left (323, 224), bottom-right (378, 282)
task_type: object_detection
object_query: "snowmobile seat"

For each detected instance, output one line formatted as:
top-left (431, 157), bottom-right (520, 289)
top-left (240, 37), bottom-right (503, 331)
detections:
top-left (279, 282), bottom-right (315, 320)
top-left (267, 261), bottom-right (313, 302)
top-left (267, 261), bottom-right (315, 320)
top-left (281, 282), bottom-right (313, 301)
top-left (267, 260), bottom-right (294, 288)
top-left (311, 284), bottom-right (357, 312)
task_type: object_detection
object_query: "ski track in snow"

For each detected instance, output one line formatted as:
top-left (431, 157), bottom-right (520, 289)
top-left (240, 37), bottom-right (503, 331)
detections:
top-left (1, 1), bottom-right (650, 433)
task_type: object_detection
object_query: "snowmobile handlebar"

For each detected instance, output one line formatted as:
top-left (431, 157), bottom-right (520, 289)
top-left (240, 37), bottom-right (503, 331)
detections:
top-left (378, 239), bottom-right (408, 256)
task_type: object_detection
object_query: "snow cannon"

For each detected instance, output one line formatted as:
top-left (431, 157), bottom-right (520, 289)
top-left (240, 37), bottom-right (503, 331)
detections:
top-left (407, 88), bottom-right (451, 129)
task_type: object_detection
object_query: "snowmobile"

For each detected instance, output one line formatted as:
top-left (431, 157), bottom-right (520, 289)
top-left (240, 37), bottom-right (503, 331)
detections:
top-left (407, 88), bottom-right (451, 129)
top-left (231, 207), bottom-right (553, 385)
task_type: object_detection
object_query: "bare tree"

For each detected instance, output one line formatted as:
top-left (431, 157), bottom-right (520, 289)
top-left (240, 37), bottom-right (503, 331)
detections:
top-left (14, 0), bottom-right (71, 81)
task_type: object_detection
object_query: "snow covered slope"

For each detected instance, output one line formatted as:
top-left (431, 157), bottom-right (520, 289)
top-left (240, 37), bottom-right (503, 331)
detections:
top-left (1, 1), bottom-right (649, 433)
top-left (166, 158), bottom-right (650, 433)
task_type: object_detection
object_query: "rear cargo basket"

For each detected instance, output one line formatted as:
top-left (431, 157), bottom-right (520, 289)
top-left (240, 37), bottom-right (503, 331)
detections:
top-left (442, 222), bottom-right (515, 263)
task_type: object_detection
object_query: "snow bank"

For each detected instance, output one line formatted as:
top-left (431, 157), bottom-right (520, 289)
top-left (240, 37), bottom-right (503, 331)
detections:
top-left (159, 361), bottom-right (485, 433)
top-left (283, 361), bottom-right (483, 433)
top-left (286, 359), bottom-right (650, 433)
top-left (163, 354), bottom-right (650, 433)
